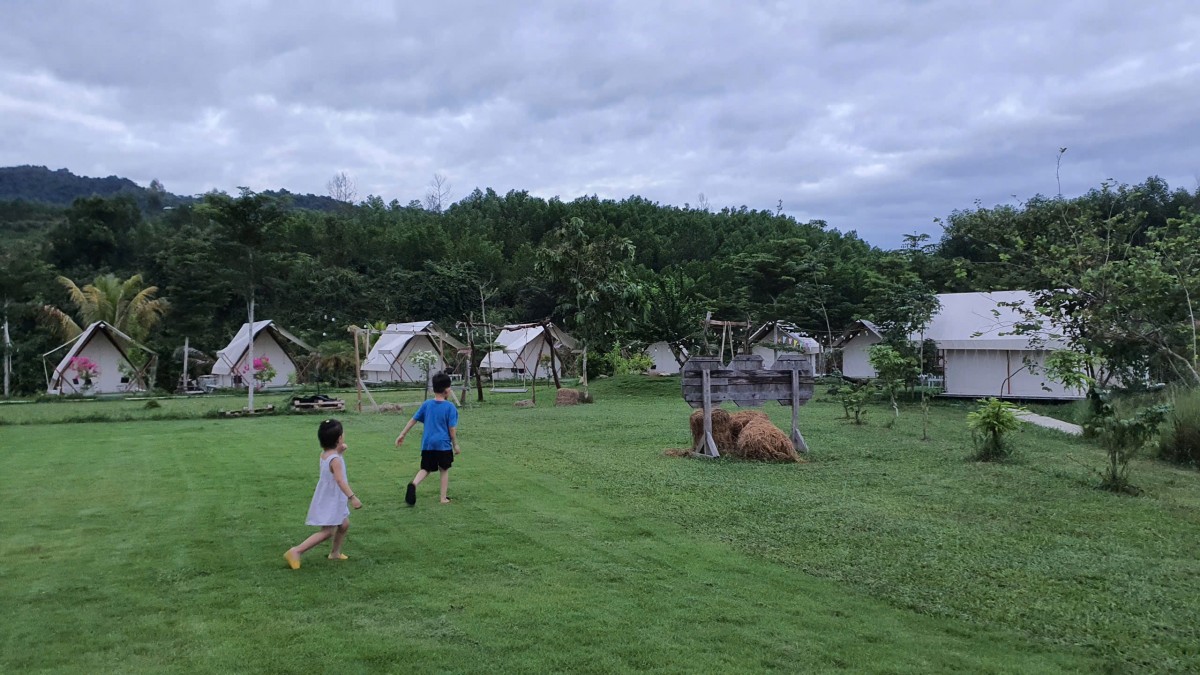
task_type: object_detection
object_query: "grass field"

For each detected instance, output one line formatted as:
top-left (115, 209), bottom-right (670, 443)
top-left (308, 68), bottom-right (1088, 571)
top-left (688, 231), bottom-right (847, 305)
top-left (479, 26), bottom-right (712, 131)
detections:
top-left (2, 377), bottom-right (1198, 673)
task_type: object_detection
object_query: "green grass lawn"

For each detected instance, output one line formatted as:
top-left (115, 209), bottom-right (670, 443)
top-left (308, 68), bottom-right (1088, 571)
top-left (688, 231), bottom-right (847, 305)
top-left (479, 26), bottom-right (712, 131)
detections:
top-left (2, 377), bottom-right (1198, 673)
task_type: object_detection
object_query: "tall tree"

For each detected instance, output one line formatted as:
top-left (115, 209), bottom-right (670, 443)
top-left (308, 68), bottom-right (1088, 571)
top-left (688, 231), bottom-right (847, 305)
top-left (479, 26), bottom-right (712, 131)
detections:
top-left (197, 189), bottom-right (288, 410)
top-left (535, 217), bottom-right (643, 386)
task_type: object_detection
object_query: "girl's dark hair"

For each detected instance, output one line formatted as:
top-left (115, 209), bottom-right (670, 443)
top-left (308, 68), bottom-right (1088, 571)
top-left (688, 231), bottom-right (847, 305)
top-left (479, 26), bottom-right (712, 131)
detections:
top-left (432, 371), bottom-right (453, 394)
top-left (318, 419), bottom-right (343, 449)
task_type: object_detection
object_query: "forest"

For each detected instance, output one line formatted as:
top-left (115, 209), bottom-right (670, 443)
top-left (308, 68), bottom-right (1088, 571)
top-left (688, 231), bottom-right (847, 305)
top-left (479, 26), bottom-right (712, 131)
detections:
top-left (2, 166), bottom-right (1199, 396)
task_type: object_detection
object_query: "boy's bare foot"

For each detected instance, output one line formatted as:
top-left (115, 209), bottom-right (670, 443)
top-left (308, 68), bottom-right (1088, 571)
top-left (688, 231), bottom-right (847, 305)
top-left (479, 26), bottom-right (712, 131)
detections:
top-left (440, 498), bottom-right (452, 504)
top-left (284, 549), bottom-right (301, 570)
top-left (405, 482), bottom-right (416, 506)
top-left (328, 553), bottom-right (349, 560)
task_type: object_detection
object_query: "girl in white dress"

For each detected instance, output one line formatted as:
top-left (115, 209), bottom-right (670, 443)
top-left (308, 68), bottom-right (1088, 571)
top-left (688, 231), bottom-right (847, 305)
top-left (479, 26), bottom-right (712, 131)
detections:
top-left (284, 419), bottom-right (363, 569)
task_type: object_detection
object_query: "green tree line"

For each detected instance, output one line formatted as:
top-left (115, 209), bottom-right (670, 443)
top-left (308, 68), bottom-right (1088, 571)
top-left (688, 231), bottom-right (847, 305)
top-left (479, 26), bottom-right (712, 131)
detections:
top-left (2, 174), bottom-right (1198, 395)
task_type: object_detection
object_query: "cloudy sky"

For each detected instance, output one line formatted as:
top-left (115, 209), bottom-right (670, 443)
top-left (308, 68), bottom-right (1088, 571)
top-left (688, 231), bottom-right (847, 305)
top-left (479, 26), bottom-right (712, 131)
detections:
top-left (2, 1), bottom-right (1197, 248)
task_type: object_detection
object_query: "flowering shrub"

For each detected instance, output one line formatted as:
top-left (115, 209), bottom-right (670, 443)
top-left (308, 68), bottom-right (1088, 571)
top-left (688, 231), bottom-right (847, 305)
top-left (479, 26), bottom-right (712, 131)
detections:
top-left (69, 356), bottom-right (101, 385)
top-left (240, 356), bottom-right (277, 389)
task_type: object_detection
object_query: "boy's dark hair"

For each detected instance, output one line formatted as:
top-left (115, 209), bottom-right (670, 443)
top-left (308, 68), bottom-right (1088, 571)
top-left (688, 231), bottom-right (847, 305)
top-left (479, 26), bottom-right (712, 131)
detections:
top-left (318, 419), bottom-right (343, 449)
top-left (432, 371), bottom-right (452, 394)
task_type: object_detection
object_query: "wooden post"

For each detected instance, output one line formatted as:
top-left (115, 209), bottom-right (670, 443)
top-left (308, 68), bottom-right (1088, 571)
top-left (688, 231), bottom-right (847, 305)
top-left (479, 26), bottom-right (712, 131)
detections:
top-left (353, 327), bottom-right (363, 413)
top-left (791, 369), bottom-right (808, 453)
top-left (469, 314), bottom-right (484, 403)
top-left (531, 334), bottom-right (547, 405)
top-left (697, 369), bottom-right (719, 458)
top-left (543, 322), bottom-right (562, 389)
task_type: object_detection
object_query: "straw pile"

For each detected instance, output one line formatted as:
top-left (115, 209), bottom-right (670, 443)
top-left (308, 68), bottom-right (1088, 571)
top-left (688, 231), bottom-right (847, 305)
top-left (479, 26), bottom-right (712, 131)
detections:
top-left (682, 408), bottom-right (803, 462)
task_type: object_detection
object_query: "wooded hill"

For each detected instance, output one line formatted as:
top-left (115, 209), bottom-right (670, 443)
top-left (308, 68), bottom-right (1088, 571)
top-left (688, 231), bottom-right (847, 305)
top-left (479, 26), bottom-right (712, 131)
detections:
top-left (2, 167), bottom-right (1198, 395)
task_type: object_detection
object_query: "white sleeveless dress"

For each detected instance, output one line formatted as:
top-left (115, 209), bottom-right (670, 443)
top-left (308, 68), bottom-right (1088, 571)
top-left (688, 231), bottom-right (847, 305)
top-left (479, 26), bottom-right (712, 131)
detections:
top-left (306, 453), bottom-right (350, 526)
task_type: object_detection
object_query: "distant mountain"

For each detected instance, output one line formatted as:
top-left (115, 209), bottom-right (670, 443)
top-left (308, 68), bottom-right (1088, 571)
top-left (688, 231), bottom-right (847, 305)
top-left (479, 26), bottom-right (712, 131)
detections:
top-left (0, 165), bottom-right (156, 206)
top-left (0, 165), bottom-right (345, 213)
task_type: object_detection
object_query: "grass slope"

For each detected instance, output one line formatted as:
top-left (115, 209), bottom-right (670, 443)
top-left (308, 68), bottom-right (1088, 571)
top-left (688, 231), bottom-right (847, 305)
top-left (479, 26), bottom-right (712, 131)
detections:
top-left (2, 377), bottom-right (1197, 672)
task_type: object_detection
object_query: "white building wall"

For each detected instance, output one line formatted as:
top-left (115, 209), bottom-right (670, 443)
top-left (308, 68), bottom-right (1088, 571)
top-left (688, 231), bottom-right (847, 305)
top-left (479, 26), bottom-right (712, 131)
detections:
top-left (841, 334), bottom-right (881, 378)
top-left (943, 349), bottom-right (1085, 399)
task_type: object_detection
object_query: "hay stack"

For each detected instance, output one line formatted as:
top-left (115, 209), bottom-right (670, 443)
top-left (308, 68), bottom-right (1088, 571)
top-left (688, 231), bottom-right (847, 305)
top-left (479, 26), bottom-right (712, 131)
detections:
top-left (685, 408), bottom-right (803, 462)
top-left (689, 408), bottom-right (736, 454)
top-left (556, 388), bottom-right (581, 406)
top-left (729, 410), bottom-right (770, 436)
top-left (736, 417), bottom-right (803, 462)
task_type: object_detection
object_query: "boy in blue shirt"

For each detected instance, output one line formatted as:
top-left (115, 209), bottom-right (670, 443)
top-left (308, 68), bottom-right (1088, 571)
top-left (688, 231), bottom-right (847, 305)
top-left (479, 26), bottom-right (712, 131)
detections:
top-left (396, 371), bottom-right (460, 505)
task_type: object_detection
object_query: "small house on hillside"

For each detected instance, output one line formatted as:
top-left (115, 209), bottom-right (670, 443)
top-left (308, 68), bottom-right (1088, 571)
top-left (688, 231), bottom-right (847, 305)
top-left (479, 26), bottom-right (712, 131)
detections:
top-left (211, 320), bottom-right (312, 389)
top-left (749, 321), bottom-right (822, 371)
top-left (361, 321), bottom-right (465, 384)
top-left (46, 321), bottom-right (154, 395)
top-left (835, 291), bottom-right (1087, 400)
top-left (482, 323), bottom-right (577, 381)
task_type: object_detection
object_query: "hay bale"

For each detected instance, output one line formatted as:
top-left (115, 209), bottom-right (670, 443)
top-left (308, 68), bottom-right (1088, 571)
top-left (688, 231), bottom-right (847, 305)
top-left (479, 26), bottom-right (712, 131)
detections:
top-left (728, 409), bottom-right (770, 437)
top-left (514, 399), bottom-right (535, 408)
top-left (689, 408), bottom-right (736, 454)
top-left (734, 418), bottom-right (802, 462)
top-left (555, 388), bottom-right (582, 406)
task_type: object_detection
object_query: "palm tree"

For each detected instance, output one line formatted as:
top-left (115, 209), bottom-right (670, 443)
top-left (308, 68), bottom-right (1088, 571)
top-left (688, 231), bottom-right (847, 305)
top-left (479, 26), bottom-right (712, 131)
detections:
top-left (43, 273), bottom-right (170, 343)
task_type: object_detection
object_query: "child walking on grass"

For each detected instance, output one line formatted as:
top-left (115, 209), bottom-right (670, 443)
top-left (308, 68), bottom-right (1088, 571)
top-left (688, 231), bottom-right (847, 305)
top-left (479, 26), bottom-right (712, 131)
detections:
top-left (396, 371), bottom-right (460, 505)
top-left (284, 419), bottom-right (362, 569)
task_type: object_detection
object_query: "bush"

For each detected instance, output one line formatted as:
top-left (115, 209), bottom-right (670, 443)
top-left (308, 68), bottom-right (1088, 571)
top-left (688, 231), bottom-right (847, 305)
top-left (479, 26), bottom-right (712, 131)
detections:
top-left (1159, 387), bottom-right (1200, 468)
top-left (1084, 390), bottom-right (1171, 495)
top-left (967, 398), bottom-right (1026, 461)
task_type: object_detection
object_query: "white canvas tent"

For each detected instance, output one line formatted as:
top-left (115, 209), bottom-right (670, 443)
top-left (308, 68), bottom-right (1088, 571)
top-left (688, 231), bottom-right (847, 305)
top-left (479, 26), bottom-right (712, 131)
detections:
top-left (211, 320), bottom-right (312, 389)
top-left (360, 321), bottom-right (465, 384)
top-left (749, 321), bottom-right (822, 370)
top-left (835, 319), bottom-right (884, 379)
top-left (45, 321), bottom-right (154, 395)
top-left (482, 323), bottom-right (577, 382)
top-left (646, 341), bottom-right (687, 374)
top-left (835, 291), bottom-right (1086, 399)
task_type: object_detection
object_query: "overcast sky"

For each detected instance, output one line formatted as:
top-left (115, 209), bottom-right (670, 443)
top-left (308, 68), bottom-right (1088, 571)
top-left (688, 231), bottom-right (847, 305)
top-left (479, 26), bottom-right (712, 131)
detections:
top-left (2, 1), bottom-right (1197, 248)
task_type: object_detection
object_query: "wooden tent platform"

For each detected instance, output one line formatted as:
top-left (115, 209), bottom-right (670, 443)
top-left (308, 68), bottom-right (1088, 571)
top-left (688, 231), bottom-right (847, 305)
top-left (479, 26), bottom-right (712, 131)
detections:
top-left (291, 396), bottom-right (345, 412)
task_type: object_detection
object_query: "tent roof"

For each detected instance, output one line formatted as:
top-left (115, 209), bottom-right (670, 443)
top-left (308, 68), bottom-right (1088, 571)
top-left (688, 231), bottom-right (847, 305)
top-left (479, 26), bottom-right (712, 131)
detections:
top-left (833, 319), bottom-right (883, 347)
top-left (213, 320), bottom-right (313, 375)
top-left (922, 291), bottom-right (1068, 350)
top-left (361, 321), bottom-right (465, 372)
top-left (749, 321), bottom-right (822, 353)
top-left (483, 323), bottom-right (577, 367)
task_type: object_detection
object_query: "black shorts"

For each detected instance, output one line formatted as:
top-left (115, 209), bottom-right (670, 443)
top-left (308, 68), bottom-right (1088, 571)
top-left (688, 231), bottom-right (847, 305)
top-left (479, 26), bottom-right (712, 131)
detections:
top-left (420, 450), bottom-right (454, 472)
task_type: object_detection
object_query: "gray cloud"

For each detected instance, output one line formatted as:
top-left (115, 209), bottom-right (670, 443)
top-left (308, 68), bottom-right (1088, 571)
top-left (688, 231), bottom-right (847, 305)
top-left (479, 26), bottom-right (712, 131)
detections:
top-left (2, 0), bottom-right (1197, 247)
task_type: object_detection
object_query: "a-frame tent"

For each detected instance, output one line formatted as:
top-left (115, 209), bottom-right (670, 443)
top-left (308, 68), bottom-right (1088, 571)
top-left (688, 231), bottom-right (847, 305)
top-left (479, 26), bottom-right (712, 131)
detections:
top-left (211, 320), bottom-right (313, 389)
top-left (45, 321), bottom-right (156, 395)
top-left (360, 321), bottom-right (465, 384)
top-left (482, 322), bottom-right (577, 383)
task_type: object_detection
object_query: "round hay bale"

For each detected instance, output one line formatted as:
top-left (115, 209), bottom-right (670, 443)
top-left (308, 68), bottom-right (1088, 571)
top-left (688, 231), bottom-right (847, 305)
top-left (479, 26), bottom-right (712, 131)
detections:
top-left (728, 409), bottom-right (770, 437)
top-left (514, 399), bottom-right (535, 408)
top-left (734, 418), bottom-right (803, 462)
top-left (689, 408), bottom-right (736, 454)
top-left (555, 388), bottom-right (582, 406)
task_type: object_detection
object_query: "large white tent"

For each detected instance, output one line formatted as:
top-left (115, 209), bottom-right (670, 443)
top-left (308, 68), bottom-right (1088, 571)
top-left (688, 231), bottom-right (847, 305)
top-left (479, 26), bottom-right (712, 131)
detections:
top-left (45, 321), bottom-right (154, 395)
top-left (482, 323), bottom-right (577, 381)
top-left (360, 321), bottom-right (465, 384)
top-left (211, 320), bottom-right (312, 389)
top-left (835, 291), bottom-right (1087, 399)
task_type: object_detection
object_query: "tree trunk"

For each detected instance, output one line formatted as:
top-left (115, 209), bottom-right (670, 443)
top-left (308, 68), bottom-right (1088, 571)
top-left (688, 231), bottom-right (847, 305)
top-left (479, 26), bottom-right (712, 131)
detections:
top-left (247, 298), bottom-right (255, 412)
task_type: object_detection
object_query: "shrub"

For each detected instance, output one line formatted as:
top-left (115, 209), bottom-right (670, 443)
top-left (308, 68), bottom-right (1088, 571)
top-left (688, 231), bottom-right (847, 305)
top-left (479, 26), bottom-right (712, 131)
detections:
top-left (967, 398), bottom-right (1026, 461)
top-left (827, 378), bottom-right (871, 425)
top-left (1084, 390), bottom-right (1171, 495)
top-left (1159, 387), bottom-right (1200, 468)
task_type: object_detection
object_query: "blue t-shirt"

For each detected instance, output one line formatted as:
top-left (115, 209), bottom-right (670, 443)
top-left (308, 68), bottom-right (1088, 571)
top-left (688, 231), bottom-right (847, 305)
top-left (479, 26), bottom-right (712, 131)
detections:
top-left (412, 399), bottom-right (458, 451)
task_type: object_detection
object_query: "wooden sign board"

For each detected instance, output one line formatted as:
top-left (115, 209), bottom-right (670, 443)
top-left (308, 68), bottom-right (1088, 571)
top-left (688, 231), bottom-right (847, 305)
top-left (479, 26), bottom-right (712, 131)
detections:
top-left (681, 353), bottom-right (815, 457)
